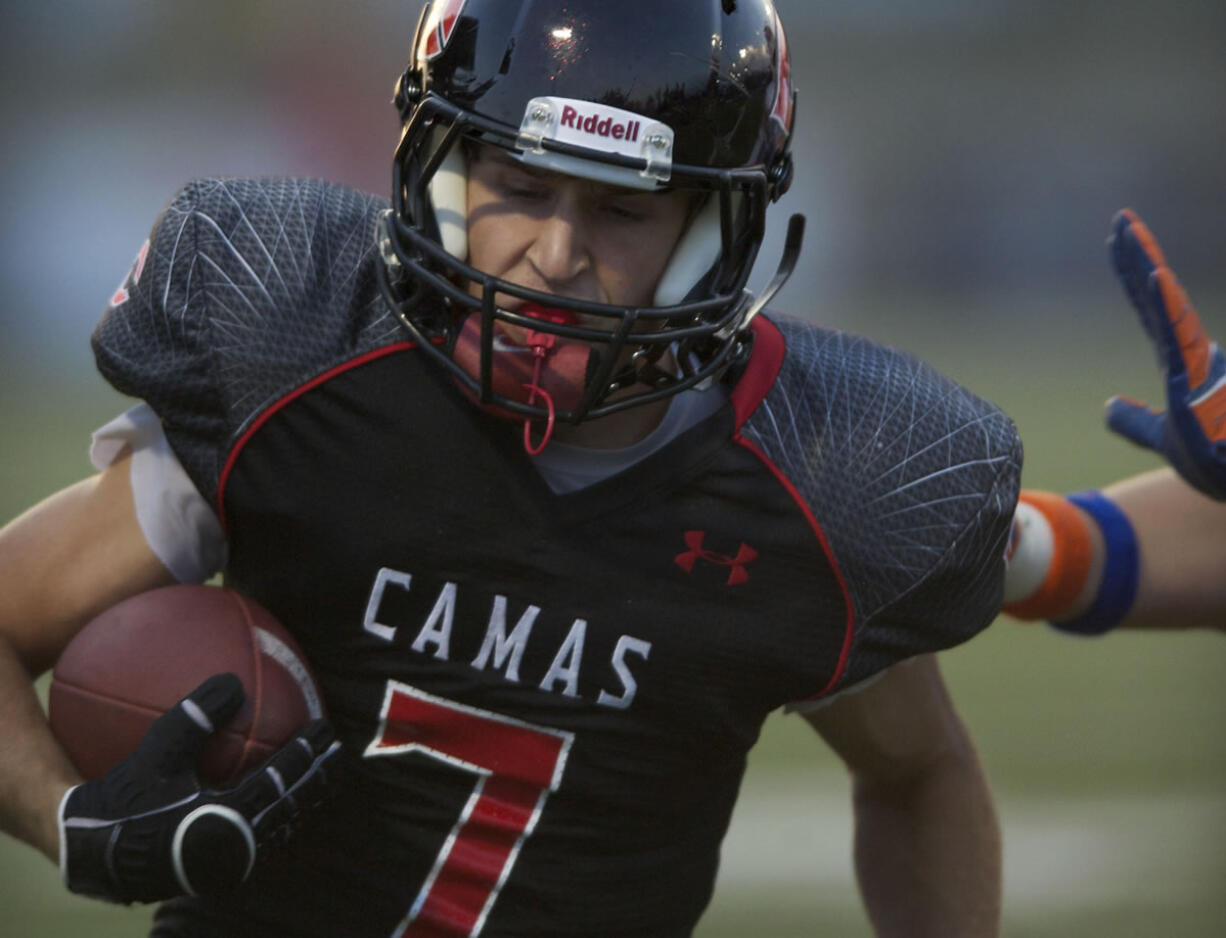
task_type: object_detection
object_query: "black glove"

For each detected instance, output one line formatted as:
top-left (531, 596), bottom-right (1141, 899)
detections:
top-left (58, 672), bottom-right (340, 904)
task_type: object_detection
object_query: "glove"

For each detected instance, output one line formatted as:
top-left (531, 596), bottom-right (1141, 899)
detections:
top-left (1106, 208), bottom-right (1226, 499)
top-left (59, 673), bottom-right (341, 904)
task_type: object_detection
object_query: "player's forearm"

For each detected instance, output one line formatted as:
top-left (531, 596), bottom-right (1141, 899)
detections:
top-left (851, 741), bottom-right (1001, 938)
top-left (0, 635), bottom-right (81, 863)
top-left (1104, 469), bottom-right (1226, 631)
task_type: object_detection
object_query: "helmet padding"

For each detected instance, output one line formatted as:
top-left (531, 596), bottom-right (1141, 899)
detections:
top-left (429, 142), bottom-right (468, 260)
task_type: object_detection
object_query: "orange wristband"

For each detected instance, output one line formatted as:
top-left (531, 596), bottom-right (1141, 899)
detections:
top-left (1003, 491), bottom-right (1094, 620)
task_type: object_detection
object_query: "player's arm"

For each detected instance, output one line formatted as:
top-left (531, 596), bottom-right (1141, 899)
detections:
top-left (803, 655), bottom-right (1000, 938)
top-left (1003, 470), bottom-right (1226, 633)
top-left (1103, 469), bottom-right (1226, 628)
top-left (1001, 209), bottom-right (1226, 634)
top-left (0, 452), bottom-right (174, 860)
top-left (0, 451), bottom-right (340, 903)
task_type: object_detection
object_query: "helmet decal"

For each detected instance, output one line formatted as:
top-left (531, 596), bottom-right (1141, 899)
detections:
top-left (423, 0), bottom-right (469, 60)
top-left (768, 10), bottom-right (794, 135)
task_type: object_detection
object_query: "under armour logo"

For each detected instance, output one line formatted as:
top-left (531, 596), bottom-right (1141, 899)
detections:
top-left (674, 531), bottom-right (758, 586)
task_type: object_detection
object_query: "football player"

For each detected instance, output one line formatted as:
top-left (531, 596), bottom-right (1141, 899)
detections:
top-left (1004, 209), bottom-right (1226, 633)
top-left (0, 2), bottom-right (1020, 935)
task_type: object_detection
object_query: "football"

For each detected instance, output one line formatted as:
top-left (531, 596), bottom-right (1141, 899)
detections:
top-left (49, 584), bottom-right (324, 786)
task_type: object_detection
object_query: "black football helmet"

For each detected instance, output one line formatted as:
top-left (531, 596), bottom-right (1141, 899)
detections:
top-left (378, 0), bottom-right (804, 424)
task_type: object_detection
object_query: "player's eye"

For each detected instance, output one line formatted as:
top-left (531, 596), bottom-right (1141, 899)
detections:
top-left (494, 170), bottom-right (551, 202)
top-left (600, 199), bottom-right (650, 222)
top-left (504, 183), bottom-right (550, 201)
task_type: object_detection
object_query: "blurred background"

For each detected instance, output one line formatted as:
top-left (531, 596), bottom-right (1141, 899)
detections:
top-left (1, 1), bottom-right (1223, 935)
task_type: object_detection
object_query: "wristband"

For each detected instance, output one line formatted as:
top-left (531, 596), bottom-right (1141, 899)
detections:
top-left (1002, 491), bottom-right (1094, 620)
top-left (1050, 490), bottom-right (1139, 636)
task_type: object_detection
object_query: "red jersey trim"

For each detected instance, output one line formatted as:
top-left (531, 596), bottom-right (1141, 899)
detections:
top-left (733, 434), bottom-right (855, 700)
top-left (216, 342), bottom-right (417, 531)
top-left (730, 316), bottom-right (785, 430)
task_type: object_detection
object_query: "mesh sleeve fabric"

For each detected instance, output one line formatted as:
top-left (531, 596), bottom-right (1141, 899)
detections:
top-left (740, 315), bottom-right (1023, 696)
top-left (90, 177), bottom-right (403, 515)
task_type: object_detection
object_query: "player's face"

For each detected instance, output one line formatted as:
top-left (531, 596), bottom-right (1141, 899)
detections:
top-left (465, 147), bottom-right (694, 328)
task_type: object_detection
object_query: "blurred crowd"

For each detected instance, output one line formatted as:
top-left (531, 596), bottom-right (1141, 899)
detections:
top-left (1, 0), bottom-right (1223, 371)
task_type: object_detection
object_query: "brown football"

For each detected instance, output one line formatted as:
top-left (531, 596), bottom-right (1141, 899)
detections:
top-left (49, 585), bottom-right (324, 786)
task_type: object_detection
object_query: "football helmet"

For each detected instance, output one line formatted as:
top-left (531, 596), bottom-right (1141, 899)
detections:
top-left (378, 0), bottom-right (804, 427)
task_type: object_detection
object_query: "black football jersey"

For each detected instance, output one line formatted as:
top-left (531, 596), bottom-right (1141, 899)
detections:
top-left (92, 177), bottom-right (1021, 938)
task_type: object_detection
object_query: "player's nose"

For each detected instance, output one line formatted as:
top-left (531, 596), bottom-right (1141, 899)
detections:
top-left (526, 197), bottom-right (592, 288)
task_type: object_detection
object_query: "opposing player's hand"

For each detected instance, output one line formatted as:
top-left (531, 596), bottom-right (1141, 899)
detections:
top-left (1106, 208), bottom-right (1226, 499)
top-left (59, 673), bottom-right (340, 904)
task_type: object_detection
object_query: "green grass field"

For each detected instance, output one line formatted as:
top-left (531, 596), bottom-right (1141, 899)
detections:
top-left (2, 294), bottom-right (1223, 936)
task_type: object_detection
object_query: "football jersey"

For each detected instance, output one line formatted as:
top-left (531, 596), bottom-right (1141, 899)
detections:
top-left (92, 177), bottom-right (1022, 938)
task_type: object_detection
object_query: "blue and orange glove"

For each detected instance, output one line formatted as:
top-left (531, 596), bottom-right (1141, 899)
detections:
top-left (1106, 209), bottom-right (1226, 499)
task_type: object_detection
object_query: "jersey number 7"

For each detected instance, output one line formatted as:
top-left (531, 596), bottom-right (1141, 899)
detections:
top-left (365, 681), bottom-right (575, 937)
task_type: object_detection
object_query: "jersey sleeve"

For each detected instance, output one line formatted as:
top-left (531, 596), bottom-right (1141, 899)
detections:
top-left (90, 177), bottom-right (400, 515)
top-left (92, 182), bottom-right (223, 488)
top-left (739, 316), bottom-right (1023, 699)
top-left (844, 437), bottom-right (1017, 688)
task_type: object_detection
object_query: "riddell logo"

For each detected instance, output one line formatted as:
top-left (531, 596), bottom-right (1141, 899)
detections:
top-left (674, 531), bottom-right (758, 586)
top-left (559, 106), bottom-right (642, 143)
top-left (519, 97), bottom-right (673, 166)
